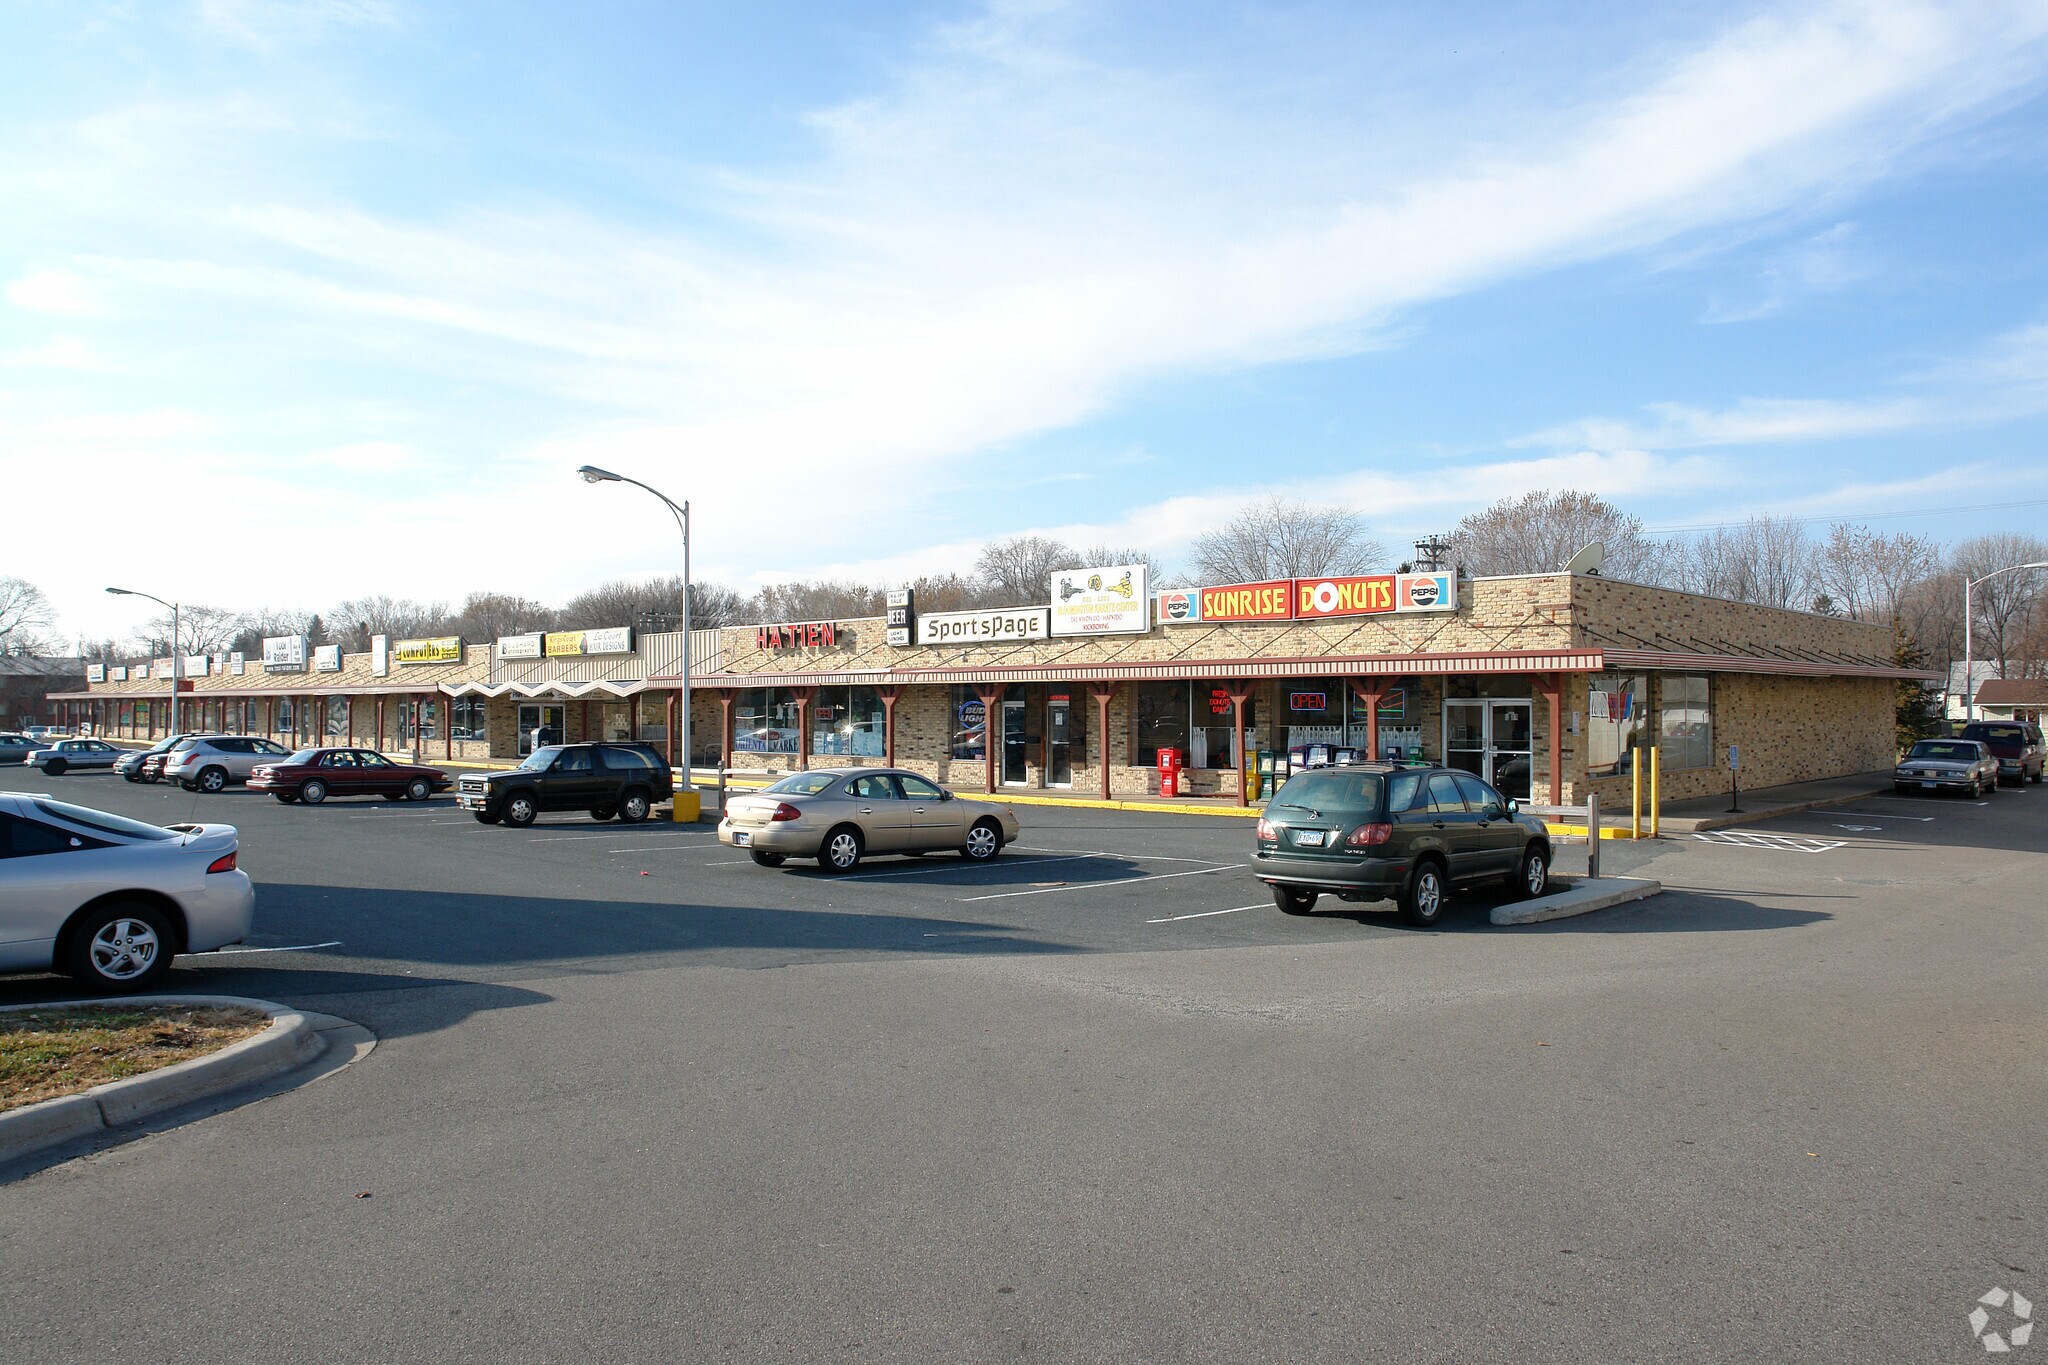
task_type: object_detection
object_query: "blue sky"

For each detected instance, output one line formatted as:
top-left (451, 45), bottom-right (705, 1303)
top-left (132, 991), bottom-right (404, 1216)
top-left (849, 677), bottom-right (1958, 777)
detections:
top-left (7, 0), bottom-right (2048, 642)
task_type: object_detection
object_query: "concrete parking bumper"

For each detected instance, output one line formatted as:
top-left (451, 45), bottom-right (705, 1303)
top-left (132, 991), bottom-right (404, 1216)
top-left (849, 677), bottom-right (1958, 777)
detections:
top-left (1490, 876), bottom-right (1663, 926)
top-left (1, 995), bottom-right (340, 1167)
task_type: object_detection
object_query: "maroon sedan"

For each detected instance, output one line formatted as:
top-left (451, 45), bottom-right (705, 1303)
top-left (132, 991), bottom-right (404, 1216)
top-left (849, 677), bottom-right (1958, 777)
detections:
top-left (249, 747), bottom-right (453, 805)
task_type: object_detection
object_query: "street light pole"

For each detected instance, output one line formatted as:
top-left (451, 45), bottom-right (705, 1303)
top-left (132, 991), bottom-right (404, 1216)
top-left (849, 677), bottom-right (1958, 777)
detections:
top-left (105, 586), bottom-right (181, 737)
top-left (1962, 560), bottom-right (2048, 720)
top-left (577, 466), bottom-right (692, 793)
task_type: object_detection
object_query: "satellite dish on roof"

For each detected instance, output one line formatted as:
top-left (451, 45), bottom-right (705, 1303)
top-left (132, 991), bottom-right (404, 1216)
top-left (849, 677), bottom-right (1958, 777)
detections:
top-left (1563, 541), bottom-right (1605, 576)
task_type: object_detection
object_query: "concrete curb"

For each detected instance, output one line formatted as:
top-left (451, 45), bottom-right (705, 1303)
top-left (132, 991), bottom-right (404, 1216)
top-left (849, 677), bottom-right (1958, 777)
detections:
top-left (0, 995), bottom-right (324, 1166)
top-left (1672, 787), bottom-right (1893, 832)
top-left (1490, 877), bottom-right (1662, 926)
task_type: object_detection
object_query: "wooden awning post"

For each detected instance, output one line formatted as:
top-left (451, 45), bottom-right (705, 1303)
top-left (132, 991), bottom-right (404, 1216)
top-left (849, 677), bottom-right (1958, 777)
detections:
top-left (1348, 679), bottom-right (1387, 762)
top-left (791, 686), bottom-right (815, 771)
top-left (1226, 683), bottom-right (1257, 806)
top-left (1087, 683), bottom-right (1118, 801)
top-left (878, 686), bottom-right (902, 767)
top-left (975, 685), bottom-right (1005, 793)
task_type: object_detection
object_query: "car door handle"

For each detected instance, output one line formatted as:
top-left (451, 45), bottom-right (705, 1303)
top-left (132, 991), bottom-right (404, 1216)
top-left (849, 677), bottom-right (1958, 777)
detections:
top-left (859, 806), bottom-right (874, 814)
top-left (912, 806), bottom-right (927, 813)
top-left (1432, 819), bottom-right (1445, 828)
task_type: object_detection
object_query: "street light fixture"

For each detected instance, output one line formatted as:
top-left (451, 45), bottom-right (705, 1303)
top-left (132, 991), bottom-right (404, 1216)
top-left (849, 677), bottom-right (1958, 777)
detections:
top-left (106, 586), bottom-right (182, 736)
top-left (575, 466), bottom-right (693, 796)
top-left (1963, 560), bottom-right (2048, 720)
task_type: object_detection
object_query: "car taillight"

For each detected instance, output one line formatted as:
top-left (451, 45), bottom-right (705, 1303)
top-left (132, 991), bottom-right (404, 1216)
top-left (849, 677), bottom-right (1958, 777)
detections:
top-left (770, 802), bottom-right (803, 822)
top-left (1345, 823), bottom-right (1393, 847)
top-left (1256, 818), bottom-right (1276, 840)
top-left (207, 851), bottom-right (238, 873)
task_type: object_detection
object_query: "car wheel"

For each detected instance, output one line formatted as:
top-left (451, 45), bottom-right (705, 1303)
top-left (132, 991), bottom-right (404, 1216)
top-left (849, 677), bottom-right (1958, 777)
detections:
top-left (197, 766), bottom-right (228, 794)
top-left (123, 771), bottom-right (142, 784)
top-left (2032, 766), bottom-right (2043, 784)
top-left (750, 850), bottom-right (787, 867)
top-left (961, 819), bottom-right (1003, 862)
top-left (618, 789), bottom-right (651, 824)
top-left (274, 793), bottom-right (297, 803)
top-left (1507, 845), bottom-right (1550, 900)
top-left (819, 825), bottom-right (863, 872)
top-left (502, 792), bottom-right (538, 827)
top-left (590, 806), bottom-right (616, 822)
top-left (405, 777), bottom-right (432, 802)
top-left (44, 759), bottom-right (66, 775)
top-left (1398, 860), bottom-right (1447, 927)
top-left (299, 778), bottom-right (328, 805)
top-left (63, 900), bottom-right (175, 994)
top-left (1893, 784), bottom-right (1910, 796)
top-left (1272, 886), bottom-right (1317, 915)
top-left (473, 811), bottom-right (501, 824)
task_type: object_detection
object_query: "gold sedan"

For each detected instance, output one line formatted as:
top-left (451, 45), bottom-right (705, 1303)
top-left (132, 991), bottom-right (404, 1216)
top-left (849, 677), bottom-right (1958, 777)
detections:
top-left (717, 767), bottom-right (1023, 871)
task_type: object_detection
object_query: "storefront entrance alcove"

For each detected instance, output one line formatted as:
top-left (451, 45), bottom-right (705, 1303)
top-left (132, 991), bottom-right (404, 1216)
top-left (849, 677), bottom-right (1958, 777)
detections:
top-left (1444, 698), bottom-right (1534, 800)
top-left (1046, 694), bottom-right (1073, 788)
top-left (517, 702), bottom-right (566, 755)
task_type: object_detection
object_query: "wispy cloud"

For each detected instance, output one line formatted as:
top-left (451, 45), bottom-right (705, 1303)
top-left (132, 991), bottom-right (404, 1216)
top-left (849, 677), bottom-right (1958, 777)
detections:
top-left (1700, 220), bottom-right (1875, 322)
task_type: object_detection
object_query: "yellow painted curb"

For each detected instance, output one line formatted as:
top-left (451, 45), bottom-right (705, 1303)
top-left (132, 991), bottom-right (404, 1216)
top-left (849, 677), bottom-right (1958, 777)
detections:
top-left (1543, 823), bottom-right (1650, 841)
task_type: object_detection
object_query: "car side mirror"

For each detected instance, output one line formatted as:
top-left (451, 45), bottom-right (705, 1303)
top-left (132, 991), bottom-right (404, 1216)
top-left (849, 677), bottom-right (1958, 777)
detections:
top-left (1504, 799), bottom-right (1519, 816)
top-left (940, 790), bottom-right (954, 801)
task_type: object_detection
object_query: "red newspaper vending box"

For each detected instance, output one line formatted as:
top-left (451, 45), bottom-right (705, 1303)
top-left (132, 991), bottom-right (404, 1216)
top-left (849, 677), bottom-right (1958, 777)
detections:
top-left (1157, 747), bottom-right (1182, 798)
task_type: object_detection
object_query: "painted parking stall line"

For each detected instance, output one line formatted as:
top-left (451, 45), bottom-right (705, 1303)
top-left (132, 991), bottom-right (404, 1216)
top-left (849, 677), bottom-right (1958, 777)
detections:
top-left (212, 940), bottom-right (344, 955)
top-left (960, 864), bottom-right (1240, 902)
top-left (1691, 831), bottom-right (1845, 854)
top-left (1147, 904), bottom-right (1264, 924)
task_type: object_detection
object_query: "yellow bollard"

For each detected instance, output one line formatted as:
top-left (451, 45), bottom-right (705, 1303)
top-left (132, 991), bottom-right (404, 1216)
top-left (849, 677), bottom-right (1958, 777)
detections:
top-left (671, 787), bottom-right (702, 822)
top-left (1631, 754), bottom-right (1642, 840)
top-left (1650, 746), bottom-right (1661, 838)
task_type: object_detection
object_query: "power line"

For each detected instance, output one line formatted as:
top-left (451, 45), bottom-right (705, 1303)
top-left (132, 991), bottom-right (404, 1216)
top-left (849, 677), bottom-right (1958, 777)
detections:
top-left (1648, 496), bottom-right (2048, 535)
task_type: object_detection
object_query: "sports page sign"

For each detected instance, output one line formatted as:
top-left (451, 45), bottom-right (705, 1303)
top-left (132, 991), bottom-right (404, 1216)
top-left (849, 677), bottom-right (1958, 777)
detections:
top-left (916, 608), bottom-right (1050, 645)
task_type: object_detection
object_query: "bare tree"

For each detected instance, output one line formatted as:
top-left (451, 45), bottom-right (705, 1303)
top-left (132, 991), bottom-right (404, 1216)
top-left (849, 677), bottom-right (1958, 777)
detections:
top-left (1192, 497), bottom-right (1383, 584)
top-left (1897, 567), bottom-right (1966, 677)
top-left (687, 583), bottom-right (750, 630)
top-left (1669, 517), bottom-right (1820, 609)
top-left (1952, 532), bottom-right (2048, 676)
top-left (1074, 544), bottom-right (1168, 584)
top-left (1814, 525), bottom-right (1941, 623)
top-left (750, 581), bottom-right (886, 623)
top-left (1444, 491), bottom-right (1652, 581)
top-left (330, 596), bottom-right (455, 650)
top-left (899, 573), bottom-right (989, 614)
top-left (974, 535), bottom-right (1083, 605)
top-left (0, 577), bottom-right (57, 654)
top-left (452, 592), bottom-right (556, 644)
top-left (136, 604), bottom-right (245, 656)
top-left (228, 609), bottom-right (315, 655)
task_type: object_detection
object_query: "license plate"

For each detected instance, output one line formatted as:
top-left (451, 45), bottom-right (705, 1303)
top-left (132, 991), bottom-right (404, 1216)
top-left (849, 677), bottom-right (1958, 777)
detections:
top-left (1921, 781), bottom-right (1935, 788)
top-left (1294, 830), bottom-right (1327, 847)
top-left (733, 830), bottom-right (751, 846)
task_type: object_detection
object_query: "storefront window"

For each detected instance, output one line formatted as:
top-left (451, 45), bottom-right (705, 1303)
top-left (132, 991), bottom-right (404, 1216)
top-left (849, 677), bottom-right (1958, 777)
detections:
top-left (1659, 675), bottom-right (1711, 770)
top-left (1586, 674), bottom-right (1649, 776)
top-left (452, 697), bottom-right (487, 740)
top-left (950, 685), bottom-right (987, 760)
top-left (813, 686), bottom-right (886, 757)
top-left (735, 688), bottom-right (800, 754)
top-left (1135, 683), bottom-right (1190, 767)
top-left (276, 699), bottom-right (294, 736)
top-left (636, 694), bottom-right (667, 746)
top-left (1191, 683), bottom-right (1256, 769)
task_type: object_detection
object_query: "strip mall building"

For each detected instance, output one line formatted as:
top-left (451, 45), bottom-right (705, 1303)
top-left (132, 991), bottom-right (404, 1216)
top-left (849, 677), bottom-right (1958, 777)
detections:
top-left (58, 568), bottom-right (1928, 807)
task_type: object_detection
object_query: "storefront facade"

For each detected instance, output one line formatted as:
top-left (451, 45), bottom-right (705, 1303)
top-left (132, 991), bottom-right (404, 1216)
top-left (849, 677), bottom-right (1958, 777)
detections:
top-left (62, 572), bottom-right (1926, 805)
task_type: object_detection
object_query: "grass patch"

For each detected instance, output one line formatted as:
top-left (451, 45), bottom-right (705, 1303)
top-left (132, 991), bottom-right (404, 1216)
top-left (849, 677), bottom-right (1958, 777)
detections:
top-left (0, 1006), bottom-right (269, 1113)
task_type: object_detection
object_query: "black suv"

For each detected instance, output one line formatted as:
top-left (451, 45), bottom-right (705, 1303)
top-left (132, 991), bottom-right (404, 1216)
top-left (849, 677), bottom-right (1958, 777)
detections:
top-left (1956, 720), bottom-right (2045, 786)
top-left (456, 743), bottom-right (675, 827)
top-left (1253, 763), bottom-right (1552, 926)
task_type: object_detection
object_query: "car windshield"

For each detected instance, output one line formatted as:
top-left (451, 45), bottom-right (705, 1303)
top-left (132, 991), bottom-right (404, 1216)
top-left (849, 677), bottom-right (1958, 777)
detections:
top-left (149, 735), bottom-right (187, 753)
top-left (287, 749), bottom-right (322, 764)
top-left (31, 799), bottom-right (181, 842)
top-left (1909, 742), bottom-right (1979, 761)
top-left (1962, 726), bottom-right (2024, 744)
top-left (764, 772), bottom-right (843, 795)
top-left (1268, 771), bottom-right (1386, 813)
top-left (517, 746), bottom-right (562, 772)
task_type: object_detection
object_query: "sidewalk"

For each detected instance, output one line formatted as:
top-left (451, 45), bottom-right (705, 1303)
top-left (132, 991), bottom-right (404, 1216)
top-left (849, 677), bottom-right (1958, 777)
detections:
top-left (1653, 770), bottom-right (1896, 832)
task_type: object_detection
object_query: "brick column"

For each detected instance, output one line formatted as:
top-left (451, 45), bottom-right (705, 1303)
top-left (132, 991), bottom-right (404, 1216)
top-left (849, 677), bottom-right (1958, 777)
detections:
top-left (1537, 673), bottom-right (1564, 805)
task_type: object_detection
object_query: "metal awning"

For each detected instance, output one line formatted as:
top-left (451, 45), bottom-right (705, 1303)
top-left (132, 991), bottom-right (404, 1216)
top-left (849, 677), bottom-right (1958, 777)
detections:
top-left (659, 649), bottom-right (1611, 689)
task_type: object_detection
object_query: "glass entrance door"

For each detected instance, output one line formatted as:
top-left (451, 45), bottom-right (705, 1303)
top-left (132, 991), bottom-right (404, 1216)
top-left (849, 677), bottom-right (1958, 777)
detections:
top-left (1046, 697), bottom-right (1072, 787)
top-left (1002, 699), bottom-right (1030, 785)
top-left (1442, 698), bottom-right (1533, 800)
top-left (517, 703), bottom-right (565, 756)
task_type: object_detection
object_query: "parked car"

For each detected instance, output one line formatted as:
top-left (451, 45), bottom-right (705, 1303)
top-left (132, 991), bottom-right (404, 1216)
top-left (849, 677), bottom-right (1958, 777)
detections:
top-left (250, 747), bottom-right (452, 804)
top-left (717, 767), bottom-right (1020, 871)
top-left (0, 733), bottom-right (37, 766)
top-left (28, 737), bottom-right (124, 775)
top-left (23, 725), bottom-right (63, 744)
top-left (1955, 720), bottom-right (2046, 786)
top-left (115, 734), bottom-right (198, 783)
top-left (1894, 738), bottom-right (2000, 797)
top-left (0, 791), bottom-right (253, 992)
top-left (456, 742), bottom-right (674, 827)
top-left (161, 735), bottom-right (295, 793)
top-left (1252, 763), bottom-right (1552, 927)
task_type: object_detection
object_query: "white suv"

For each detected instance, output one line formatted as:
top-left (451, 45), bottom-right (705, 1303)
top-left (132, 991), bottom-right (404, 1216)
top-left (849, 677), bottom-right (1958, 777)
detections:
top-left (162, 736), bottom-right (295, 793)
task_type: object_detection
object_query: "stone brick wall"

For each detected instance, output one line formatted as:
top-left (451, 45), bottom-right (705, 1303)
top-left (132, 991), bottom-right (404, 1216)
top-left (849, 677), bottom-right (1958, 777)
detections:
top-left (1568, 575), bottom-right (1892, 661)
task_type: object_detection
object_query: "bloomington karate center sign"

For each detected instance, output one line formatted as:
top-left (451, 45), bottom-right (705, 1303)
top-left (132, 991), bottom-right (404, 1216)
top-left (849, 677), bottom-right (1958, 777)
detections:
top-left (1050, 564), bottom-right (1150, 635)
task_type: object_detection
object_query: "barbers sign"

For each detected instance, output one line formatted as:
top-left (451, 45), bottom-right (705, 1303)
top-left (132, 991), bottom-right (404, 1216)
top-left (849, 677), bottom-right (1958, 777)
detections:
top-left (916, 608), bottom-right (1050, 645)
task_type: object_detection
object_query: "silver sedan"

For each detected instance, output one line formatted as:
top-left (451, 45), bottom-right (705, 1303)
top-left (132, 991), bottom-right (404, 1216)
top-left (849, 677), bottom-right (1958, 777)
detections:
top-left (0, 792), bottom-right (255, 992)
top-left (1894, 739), bottom-right (2000, 797)
top-left (27, 737), bottom-right (124, 775)
top-left (718, 767), bottom-right (1022, 871)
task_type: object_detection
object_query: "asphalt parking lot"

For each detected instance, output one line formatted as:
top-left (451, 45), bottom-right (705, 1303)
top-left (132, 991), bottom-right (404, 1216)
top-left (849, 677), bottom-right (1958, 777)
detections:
top-left (2, 770), bottom-right (2043, 1362)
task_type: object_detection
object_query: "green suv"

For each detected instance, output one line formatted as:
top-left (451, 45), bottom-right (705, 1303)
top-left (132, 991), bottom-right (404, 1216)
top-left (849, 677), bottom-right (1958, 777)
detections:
top-left (1253, 764), bottom-right (1552, 926)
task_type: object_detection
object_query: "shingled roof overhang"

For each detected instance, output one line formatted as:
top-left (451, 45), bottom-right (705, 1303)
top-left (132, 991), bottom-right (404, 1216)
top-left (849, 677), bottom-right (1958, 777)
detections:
top-left (659, 649), bottom-right (1610, 689)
